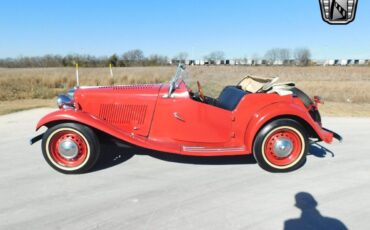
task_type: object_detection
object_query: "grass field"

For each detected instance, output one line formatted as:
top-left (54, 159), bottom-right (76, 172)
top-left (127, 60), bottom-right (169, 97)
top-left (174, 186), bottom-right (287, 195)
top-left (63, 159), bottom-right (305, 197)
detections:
top-left (1, 66), bottom-right (370, 116)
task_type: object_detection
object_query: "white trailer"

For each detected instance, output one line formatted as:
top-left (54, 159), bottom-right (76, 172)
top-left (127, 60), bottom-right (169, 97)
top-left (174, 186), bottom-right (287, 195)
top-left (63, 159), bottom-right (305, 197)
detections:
top-left (238, 59), bottom-right (247, 65)
top-left (326, 60), bottom-right (336, 66)
top-left (340, 59), bottom-right (349, 66)
top-left (273, 60), bottom-right (284, 66)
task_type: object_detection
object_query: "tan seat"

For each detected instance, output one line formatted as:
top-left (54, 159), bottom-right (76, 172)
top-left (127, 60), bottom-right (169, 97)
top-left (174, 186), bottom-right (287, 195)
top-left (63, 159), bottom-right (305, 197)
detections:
top-left (237, 75), bottom-right (295, 95)
top-left (237, 75), bottom-right (274, 93)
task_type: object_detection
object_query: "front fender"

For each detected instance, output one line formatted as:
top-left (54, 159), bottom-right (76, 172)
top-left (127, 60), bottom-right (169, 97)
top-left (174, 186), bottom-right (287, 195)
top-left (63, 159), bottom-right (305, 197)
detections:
top-left (35, 109), bottom-right (156, 151)
top-left (244, 102), bottom-right (333, 153)
top-left (36, 109), bottom-right (92, 130)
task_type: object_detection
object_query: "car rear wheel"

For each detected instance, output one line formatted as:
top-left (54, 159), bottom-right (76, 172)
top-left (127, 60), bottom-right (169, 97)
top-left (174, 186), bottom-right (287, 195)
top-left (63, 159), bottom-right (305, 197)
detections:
top-left (253, 119), bottom-right (308, 172)
top-left (42, 123), bottom-right (100, 174)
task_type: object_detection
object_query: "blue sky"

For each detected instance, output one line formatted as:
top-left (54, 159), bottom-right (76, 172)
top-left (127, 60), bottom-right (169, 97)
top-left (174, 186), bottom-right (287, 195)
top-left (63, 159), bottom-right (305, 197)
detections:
top-left (0, 0), bottom-right (369, 59)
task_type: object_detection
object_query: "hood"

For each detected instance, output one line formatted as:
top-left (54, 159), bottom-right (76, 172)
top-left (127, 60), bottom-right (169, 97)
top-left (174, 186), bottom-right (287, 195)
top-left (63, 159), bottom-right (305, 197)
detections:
top-left (71, 84), bottom-right (163, 136)
top-left (73, 83), bottom-right (162, 112)
top-left (76, 84), bottom-right (162, 96)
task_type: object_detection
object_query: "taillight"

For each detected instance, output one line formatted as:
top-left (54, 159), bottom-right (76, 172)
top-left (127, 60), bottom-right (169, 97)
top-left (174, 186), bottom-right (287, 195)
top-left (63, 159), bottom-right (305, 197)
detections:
top-left (313, 96), bottom-right (324, 105)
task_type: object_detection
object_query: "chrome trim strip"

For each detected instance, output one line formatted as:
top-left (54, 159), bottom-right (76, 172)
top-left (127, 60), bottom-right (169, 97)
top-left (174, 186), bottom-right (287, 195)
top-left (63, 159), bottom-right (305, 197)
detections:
top-left (182, 146), bottom-right (245, 153)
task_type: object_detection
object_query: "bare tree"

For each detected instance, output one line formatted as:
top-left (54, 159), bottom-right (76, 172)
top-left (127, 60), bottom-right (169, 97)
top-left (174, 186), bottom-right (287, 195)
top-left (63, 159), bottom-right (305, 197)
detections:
top-left (204, 51), bottom-right (225, 61)
top-left (265, 48), bottom-right (291, 65)
top-left (173, 52), bottom-right (189, 61)
top-left (265, 49), bottom-right (279, 64)
top-left (294, 48), bottom-right (311, 66)
top-left (279, 49), bottom-right (291, 63)
top-left (252, 53), bottom-right (261, 60)
top-left (108, 54), bottom-right (119, 67)
top-left (147, 54), bottom-right (168, 66)
top-left (121, 49), bottom-right (145, 66)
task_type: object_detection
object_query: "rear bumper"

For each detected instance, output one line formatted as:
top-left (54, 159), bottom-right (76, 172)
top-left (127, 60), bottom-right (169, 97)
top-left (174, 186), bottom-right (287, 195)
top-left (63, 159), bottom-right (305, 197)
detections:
top-left (314, 123), bottom-right (343, 144)
top-left (323, 127), bottom-right (343, 143)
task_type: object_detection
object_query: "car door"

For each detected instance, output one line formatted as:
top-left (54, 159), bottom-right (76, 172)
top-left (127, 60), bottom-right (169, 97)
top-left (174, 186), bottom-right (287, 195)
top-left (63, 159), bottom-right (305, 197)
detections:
top-left (151, 90), bottom-right (233, 144)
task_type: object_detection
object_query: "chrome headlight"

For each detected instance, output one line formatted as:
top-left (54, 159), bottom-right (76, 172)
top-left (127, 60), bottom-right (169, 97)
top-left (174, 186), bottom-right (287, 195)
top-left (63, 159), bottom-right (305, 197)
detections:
top-left (57, 95), bottom-right (74, 109)
top-left (57, 88), bottom-right (76, 109)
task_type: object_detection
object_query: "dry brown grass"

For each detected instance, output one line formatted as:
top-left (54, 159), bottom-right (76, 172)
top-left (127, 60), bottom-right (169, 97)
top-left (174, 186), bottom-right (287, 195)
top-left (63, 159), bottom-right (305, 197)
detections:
top-left (186, 66), bottom-right (370, 103)
top-left (0, 99), bottom-right (54, 115)
top-left (319, 102), bottom-right (370, 117)
top-left (1, 66), bottom-right (370, 116)
top-left (0, 67), bottom-right (172, 101)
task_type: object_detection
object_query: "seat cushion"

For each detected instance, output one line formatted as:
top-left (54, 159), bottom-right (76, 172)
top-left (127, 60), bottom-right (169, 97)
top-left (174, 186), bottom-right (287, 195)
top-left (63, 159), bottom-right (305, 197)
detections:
top-left (217, 86), bottom-right (247, 111)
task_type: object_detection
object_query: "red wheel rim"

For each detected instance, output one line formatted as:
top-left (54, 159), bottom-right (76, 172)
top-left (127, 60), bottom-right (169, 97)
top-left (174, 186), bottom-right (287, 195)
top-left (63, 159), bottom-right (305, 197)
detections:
top-left (264, 128), bottom-right (303, 167)
top-left (49, 130), bottom-right (88, 168)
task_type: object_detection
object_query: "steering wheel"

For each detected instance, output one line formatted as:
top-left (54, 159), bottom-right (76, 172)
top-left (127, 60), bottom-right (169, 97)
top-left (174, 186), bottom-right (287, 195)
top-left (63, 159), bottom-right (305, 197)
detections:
top-left (197, 81), bottom-right (205, 102)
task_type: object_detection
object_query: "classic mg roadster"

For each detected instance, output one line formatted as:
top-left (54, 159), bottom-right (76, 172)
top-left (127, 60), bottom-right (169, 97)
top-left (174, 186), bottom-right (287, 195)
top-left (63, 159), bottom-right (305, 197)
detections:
top-left (31, 65), bottom-right (341, 173)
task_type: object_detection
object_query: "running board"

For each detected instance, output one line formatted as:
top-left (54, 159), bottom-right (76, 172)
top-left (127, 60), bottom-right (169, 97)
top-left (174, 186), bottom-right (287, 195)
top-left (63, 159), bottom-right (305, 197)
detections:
top-left (182, 146), bottom-right (246, 153)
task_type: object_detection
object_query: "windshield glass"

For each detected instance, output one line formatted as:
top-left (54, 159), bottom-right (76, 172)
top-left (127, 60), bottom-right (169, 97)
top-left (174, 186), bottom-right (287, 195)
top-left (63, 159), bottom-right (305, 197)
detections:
top-left (170, 64), bottom-right (192, 88)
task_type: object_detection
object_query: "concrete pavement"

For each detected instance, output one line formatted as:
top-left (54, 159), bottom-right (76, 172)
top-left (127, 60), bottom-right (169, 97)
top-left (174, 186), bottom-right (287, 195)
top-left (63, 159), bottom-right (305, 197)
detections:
top-left (0, 108), bottom-right (369, 229)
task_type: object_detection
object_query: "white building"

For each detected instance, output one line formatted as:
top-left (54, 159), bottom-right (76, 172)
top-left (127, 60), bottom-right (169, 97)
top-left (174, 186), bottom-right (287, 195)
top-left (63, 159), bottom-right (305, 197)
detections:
top-left (273, 60), bottom-right (284, 66)
top-left (246, 59), bottom-right (254, 65)
top-left (359, 59), bottom-right (368, 65)
top-left (237, 59), bottom-right (247, 65)
top-left (340, 59), bottom-right (349, 66)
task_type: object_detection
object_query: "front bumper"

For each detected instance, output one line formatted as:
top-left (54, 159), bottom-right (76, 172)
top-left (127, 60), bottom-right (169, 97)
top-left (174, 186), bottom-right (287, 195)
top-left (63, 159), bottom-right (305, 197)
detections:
top-left (30, 133), bottom-right (44, 145)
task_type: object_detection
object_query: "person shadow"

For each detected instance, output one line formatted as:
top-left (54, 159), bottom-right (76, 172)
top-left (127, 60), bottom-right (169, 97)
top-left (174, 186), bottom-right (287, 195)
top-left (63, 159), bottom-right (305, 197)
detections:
top-left (284, 192), bottom-right (348, 230)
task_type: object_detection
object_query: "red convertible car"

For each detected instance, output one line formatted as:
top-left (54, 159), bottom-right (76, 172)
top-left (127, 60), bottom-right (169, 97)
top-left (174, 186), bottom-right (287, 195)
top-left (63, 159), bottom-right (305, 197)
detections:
top-left (31, 65), bottom-right (341, 173)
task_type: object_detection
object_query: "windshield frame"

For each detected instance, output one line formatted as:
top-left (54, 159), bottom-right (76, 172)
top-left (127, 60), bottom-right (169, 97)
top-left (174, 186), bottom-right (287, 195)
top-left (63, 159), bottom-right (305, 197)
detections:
top-left (166, 64), bottom-right (187, 98)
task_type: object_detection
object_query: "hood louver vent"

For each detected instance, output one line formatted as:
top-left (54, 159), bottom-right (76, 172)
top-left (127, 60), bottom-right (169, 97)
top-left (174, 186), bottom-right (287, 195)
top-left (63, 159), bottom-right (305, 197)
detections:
top-left (99, 104), bottom-right (147, 124)
top-left (100, 84), bottom-right (158, 91)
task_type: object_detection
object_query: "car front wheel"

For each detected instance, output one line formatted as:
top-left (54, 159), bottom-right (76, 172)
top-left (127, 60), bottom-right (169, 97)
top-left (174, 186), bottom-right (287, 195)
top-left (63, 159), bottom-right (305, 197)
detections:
top-left (41, 123), bottom-right (100, 174)
top-left (253, 119), bottom-right (308, 172)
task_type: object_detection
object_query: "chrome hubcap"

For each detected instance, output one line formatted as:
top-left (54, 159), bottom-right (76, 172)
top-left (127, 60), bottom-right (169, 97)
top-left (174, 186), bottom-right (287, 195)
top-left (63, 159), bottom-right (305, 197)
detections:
top-left (58, 139), bottom-right (79, 159)
top-left (273, 138), bottom-right (293, 157)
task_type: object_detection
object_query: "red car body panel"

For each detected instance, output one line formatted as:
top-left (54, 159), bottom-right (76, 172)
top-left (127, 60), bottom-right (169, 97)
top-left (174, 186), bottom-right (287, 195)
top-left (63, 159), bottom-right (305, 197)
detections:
top-left (74, 84), bottom-right (161, 137)
top-left (36, 80), bottom-right (334, 156)
top-left (150, 81), bottom-right (233, 144)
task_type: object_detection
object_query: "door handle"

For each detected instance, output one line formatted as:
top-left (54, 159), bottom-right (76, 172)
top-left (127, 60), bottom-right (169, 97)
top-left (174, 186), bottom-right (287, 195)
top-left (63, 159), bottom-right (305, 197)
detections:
top-left (173, 112), bottom-right (185, 122)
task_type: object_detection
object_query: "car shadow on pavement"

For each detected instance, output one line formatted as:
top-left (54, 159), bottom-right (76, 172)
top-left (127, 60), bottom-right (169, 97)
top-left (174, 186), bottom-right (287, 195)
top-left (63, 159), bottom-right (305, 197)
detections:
top-left (92, 142), bottom-right (135, 172)
top-left (92, 136), bottom-right (336, 172)
top-left (308, 143), bottom-right (335, 158)
top-left (284, 192), bottom-right (348, 230)
top-left (137, 148), bottom-right (256, 166)
top-left (92, 137), bottom-right (256, 172)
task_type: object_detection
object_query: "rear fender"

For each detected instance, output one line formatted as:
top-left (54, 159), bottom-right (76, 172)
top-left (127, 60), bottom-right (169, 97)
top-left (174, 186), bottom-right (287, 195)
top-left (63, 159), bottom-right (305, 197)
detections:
top-left (244, 102), bottom-right (333, 153)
